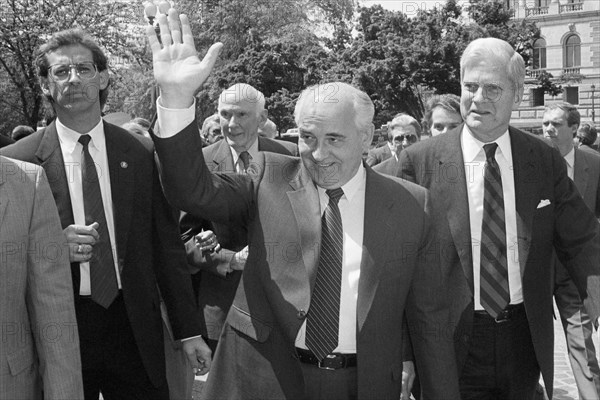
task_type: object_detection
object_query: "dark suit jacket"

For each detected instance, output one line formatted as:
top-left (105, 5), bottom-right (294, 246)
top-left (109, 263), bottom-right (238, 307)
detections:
top-left (373, 154), bottom-right (400, 176)
top-left (574, 147), bottom-right (600, 217)
top-left (154, 122), bottom-right (460, 400)
top-left (0, 134), bottom-right (15, 148)
top-left (365, 143), bottom-right (392, 167)
top-left (180, 136), bottom-right (298, 341)
top-left (398, 125), bottom-right (600, 399)
top-left (1, 121), bottom-right (202, 387)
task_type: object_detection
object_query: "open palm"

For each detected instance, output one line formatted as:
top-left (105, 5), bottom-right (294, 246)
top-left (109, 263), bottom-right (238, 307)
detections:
top-left (146, 10), bottom-right (222, 106)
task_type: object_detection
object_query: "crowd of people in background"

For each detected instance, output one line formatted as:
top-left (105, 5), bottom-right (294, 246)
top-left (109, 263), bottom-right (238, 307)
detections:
top-left (0, 5), bottom-right (599, 400)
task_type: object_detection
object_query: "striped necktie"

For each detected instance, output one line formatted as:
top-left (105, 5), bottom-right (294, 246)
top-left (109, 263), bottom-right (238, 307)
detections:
top-left (480, 143), bottom-right (510, 318)
top-left (306, 188), bottom-right (344, 361)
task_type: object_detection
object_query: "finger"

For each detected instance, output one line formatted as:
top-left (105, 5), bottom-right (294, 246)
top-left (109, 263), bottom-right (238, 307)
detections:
top-left (146, 24), bottom-right (162, 54)
top-left (180, 14), bottom-right (195, 48)
top-left (198, 42), bottom-right (223, 74)
top-left (157, 13), bottom-right (171, 46)
top-left (168, 8), bottom-right (182, 44)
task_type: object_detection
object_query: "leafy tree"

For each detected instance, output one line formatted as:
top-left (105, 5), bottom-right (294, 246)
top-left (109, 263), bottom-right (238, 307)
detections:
top-left (0, 0), bottom-right (147, 134)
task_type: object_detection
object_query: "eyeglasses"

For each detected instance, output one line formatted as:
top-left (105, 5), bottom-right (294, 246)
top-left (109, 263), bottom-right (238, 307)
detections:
top-left (393, 134), bottom-right (417, 143)
top-left (463, 82), bottom-right (504, 103)
top-left (47, 62), bottom-right (97, 81)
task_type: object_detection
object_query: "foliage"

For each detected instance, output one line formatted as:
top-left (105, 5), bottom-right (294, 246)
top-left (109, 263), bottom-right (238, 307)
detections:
top-left (536, 70), bottom-right (563, 97)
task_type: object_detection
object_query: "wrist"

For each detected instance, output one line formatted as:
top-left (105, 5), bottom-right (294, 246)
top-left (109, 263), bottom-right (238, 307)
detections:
top-left (158, 91), bottom-right (195, 109)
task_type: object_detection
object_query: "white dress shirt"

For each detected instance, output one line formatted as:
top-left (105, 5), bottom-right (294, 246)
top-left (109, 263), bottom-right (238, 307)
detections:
top-left (56, 118), bottom-right (121, 294)
top-left (564, 147), bottom-right (575, 180)
top-left (229, 138), bottom-right (259, 173)
top-left (295, 164), bottom-right (366, 354)
top-left (461, 126), bottom-right (522, 310)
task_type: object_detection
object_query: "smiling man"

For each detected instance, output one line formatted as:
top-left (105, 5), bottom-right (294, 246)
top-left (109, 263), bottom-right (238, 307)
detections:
top-left (147, 10), bottom-right (459, 400)
top-left (399, 37), bottom-right (600, 399)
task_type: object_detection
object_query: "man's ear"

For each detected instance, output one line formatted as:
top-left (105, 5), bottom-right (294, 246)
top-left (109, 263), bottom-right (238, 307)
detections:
top-left (40, 78), bottom-right (51, 96)
top-left (513, 86), bottom-right (524, 109)
top-left (258, 109), bottom-right (268, 128)
top-left (99, 70), bottom-right (109, 90)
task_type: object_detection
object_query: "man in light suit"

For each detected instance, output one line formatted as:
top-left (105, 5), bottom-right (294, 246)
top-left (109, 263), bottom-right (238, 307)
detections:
top-left (398, 37), bottom-right (600, 399)
top-left (0, 156), bottom-right (83, 400)
top-left (146, 12), bottom-right (459, 400)
top-left (181, 83), bottom-right (298, 354)
top-left (1, 29), bottom-right (209, 399)
top-left (542, 101), bottom-right (600, 398)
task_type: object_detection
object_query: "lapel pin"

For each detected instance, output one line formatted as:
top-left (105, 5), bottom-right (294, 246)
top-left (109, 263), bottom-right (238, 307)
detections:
top-left (120, 161), bottom-right (128, 168)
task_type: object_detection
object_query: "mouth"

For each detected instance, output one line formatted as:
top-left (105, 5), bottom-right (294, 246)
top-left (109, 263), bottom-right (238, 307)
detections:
top-left (469, 109), bottom-right (490, 117)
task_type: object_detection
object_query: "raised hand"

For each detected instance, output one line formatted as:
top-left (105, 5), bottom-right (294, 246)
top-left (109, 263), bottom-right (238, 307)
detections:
top-left (146, 8), bottom-right (222, 109)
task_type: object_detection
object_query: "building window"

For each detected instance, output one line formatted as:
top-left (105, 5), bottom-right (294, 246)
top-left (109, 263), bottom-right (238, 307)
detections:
top-left (536, 0), bottom-right (549, 6)
top-left (564, 87), bottom-right (579, 105)
top-left (531, 88), bottom-right (545, 107)
top-left (564, 35), bottom-right (581, 68)
top-left (532, 38), bottom-right (546, 70)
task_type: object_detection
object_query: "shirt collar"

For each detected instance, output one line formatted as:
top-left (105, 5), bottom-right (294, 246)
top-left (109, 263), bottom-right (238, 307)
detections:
top-left (461, 125), bottom-right (512, 165)
top-left (230, 136), bottom-right (259, 165)
top-left (564, 146), bottom-right (575, 169)
top-left (56, 118), bottom-right (105, 154)
top-left (317, 163), bottom-right (366, 204)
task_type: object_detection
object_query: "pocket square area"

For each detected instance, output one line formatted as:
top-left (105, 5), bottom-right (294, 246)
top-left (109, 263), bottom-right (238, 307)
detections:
top-left (537, 199), bottom-right (551, 209)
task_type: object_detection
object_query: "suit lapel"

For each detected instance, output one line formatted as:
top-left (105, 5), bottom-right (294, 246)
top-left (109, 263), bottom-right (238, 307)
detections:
top-left (357, 167), bottom-right (391, 331)
top-left (573, 148), bottom-right (589, 196)
top-left (287, 163), bottom-right (321, 290)
top-left (213, 139), bottom-right (235, 172)
top-left (103, 122), bottom-right (134, 263)
top-left (438, 130), bottom-right (474, 292)
top-left (509, 127), bottom-right (537, 276)
top-left (35, 122), bottom-right (75, 228)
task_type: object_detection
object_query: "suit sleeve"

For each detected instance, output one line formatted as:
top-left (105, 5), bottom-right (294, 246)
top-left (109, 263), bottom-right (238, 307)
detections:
top-left (151, 160), bottom-right (205, 339)
top-left (27, 167), bottom-right (84, 399)
top-left (405, 190), bottom-right (460, 399)
top-left (551, 147), bottom-right (600, 322)
top-left (365, 149), bottom-right (378, 167)
top-left (152, 120), bottom-right (254, 227)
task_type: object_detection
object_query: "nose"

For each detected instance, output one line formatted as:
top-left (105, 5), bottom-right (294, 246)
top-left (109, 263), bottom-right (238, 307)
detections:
top-left (402, 137), bottom-right (409, 147)
top-left (67, 66), bottom-right (82, 83)
top-left (228, 115), bottom-right (239, 128)
top-left (472, 86), bottom-right (486, 103)
top-left (311, 142), bottom-right (329, 162)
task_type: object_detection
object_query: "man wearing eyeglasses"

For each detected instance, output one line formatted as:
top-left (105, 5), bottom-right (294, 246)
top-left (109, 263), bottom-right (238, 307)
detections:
top-left (398, 37), bottom-right (600, 399)
top-left (1, 29), bottom-right (209, 400)
top-left (373, 113), bottom-right (421, 176)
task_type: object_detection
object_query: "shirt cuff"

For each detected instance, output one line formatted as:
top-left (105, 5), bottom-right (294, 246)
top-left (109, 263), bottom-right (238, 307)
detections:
top-left (155, 97), bottom-right (196, 138)
top-left (181, 334), bottom-right (203, 342)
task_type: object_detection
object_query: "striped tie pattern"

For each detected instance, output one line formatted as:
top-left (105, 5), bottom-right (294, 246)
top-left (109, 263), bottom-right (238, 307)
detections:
top-left (306, 188), bottom-right (344, 361)
top-left (79, 135), bottom-right (118, 309)
top-left (480, 143), bottom-right (510, 318)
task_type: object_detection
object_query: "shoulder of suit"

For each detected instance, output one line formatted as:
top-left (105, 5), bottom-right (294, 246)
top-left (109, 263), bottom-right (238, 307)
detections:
top-left (259, 137), bottom-right (298, 156)
top-left (105, 121), bottom-right (154, 153)
top-left (0, 155), bottom-right (42, 185)
top-left (0, 129), bottom-right (44, 162)
top-left (368, 166), bottom-right (427, 195)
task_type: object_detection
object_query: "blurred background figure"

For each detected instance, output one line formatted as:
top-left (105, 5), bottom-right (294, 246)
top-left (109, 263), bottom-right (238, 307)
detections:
top-left (258, 118), bottom-right (278, 139)
top-left (11, 125), bottom-right (35, 141)
top-left (121, 121), bottom-right (150, 138)
top-left (131, 117), bottom-right (151, 132)
top-left (422, 94), bottom-right (462, 137)
top-left (201, 113), bottom-right (223, 146)
top-left (576, 123), bottom-right (598, 152)
top-left (0, 134), bottom-right (14, 148)
top-left (366, 113), bottom-right (420, 167)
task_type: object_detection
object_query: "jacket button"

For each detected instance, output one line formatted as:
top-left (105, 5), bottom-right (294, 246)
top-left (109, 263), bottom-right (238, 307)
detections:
top-left (297, 310), bottom-right (306, 319)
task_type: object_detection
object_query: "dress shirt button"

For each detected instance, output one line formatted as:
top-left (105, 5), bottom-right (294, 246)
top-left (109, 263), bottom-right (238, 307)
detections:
top-left (297, 310), bottom-right (306, 319)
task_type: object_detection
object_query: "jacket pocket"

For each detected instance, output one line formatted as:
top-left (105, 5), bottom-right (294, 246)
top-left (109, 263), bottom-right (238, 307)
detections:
top-left (6, 346), bottom-right (34, 376)
top-left (228, 306), bottom-right (272, 342)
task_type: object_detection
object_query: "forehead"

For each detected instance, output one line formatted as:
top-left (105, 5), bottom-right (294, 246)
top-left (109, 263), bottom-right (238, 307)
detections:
top-left (297, 98), bottom-right (355, 133)
top-left (432, 107), bottom-right (462, 122)
top-left (218, 97), bottom-right (258, 113)
top-left (543, 108), bottom-right (568, 121)
top-left (390, 125), bottom-right (416, 135)
top-left (46, 44), bottom-right (93, 63)
top-left (462, 59), bottom-right (510, 86)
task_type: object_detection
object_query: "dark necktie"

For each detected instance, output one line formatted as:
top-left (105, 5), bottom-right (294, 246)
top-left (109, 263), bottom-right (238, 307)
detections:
top-left (79, 135), bottom-right (118, 308)
top-left (480, 143), bottom-right (510, 318)
top-left (239, 151), bottom-right (250, 173)
top-left (306, 188), bottom-right (344, 361)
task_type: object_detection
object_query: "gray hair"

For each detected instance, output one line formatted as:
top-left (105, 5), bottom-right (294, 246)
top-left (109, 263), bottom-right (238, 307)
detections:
top-left (389, 113), bottom-right (422, 138)
top-left (294, 82), bottom-right (374, 134)
top-left (219, 83), bottom-right (266, 114)
top-left (460, 38), bottom-right (525, 94)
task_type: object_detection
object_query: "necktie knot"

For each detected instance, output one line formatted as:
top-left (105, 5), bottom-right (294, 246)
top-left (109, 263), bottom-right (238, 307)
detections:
top-left (483, 142), bottom-right (498, 161)
top-left (78, 134), bottom-right (92, 148)
top-left (239, 151), bottom-right (250, 171)
top-left (325, 188), bottom-right (344, 204)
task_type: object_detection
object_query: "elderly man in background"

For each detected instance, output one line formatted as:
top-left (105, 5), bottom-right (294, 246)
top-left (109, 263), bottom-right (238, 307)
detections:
top-left (146, 10), bottom-right (459, 400)
top-left (200, 113), bottom-right (223, 146)
top-left (258, 118), bottom-right (278, 139)
top-left (373, 113), bottom-right (421, 176)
